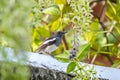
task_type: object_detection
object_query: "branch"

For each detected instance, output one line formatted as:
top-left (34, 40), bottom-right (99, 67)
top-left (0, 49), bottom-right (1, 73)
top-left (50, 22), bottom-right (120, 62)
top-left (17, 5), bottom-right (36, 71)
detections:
top-left (110, 32), bottom-right (120, 43)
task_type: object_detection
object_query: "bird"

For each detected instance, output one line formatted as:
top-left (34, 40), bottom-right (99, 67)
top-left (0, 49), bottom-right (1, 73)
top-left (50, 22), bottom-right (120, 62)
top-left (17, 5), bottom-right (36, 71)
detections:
top-left (35, 31), bottom-right (66, 54)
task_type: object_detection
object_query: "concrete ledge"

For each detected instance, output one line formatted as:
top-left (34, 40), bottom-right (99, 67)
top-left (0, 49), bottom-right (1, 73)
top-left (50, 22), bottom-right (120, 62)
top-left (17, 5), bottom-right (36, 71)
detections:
top-left (0, 48), bottom-right (120, 80)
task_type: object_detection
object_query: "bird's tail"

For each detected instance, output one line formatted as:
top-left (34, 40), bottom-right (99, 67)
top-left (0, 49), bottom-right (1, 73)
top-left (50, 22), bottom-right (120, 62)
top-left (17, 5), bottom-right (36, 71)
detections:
top-left (34, 49), bottom-right (42, 54)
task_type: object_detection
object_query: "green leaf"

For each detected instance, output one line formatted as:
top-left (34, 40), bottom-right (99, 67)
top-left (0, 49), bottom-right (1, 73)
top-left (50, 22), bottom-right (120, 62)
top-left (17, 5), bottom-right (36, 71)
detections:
top-left (112, 60), bottom-right (120, 68)
top-left (106, 1), bottom-right (116, 20)
top-left (98, 51), bottom-right (112, 55)
top-left (94, 33), bottom-right (106, 47)
top-left (77, 43), bottom-right (90, 60)
top-left (55, 0), bottom-right (66, 4)
top-left (51, 19), bottom-right (60, 31)
top-left (102, 43), bottom-right (114, 47)
top-left (66, 61), bottom-right (76, 73)
top-left (84, 32), bottom-right (93, 42)
top-left (115, 27), bottom-right (120, 34)
top-left (108, 1), bottom-right (116, 15)
top-left (90, 19), bottom-right (99, 31)
top-left (62, 4), bottom-right (72, 14)
top-left (43, 5), bottom-right (60, 17)
top-left (42, 5), bottom-right (60, 22)
top-left (37, 27), bottom-right (50, 37)
top-left (55, 50), bottom-right (69, 62)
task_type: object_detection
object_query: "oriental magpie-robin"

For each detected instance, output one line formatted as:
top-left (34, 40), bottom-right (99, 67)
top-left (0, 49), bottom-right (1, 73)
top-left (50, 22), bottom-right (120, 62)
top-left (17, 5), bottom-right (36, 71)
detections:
top-left (35, 31), bottom-right (66, 54)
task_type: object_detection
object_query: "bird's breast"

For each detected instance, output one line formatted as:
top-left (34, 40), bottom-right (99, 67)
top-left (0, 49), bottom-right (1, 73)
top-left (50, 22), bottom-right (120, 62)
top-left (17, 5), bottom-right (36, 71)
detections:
top-left (44, 44), bottom-right (58, 53)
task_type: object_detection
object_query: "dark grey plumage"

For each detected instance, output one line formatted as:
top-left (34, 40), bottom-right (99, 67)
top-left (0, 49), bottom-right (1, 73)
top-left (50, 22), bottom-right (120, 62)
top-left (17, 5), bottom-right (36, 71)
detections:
top-left (35, 31), bottom-right (66, 54)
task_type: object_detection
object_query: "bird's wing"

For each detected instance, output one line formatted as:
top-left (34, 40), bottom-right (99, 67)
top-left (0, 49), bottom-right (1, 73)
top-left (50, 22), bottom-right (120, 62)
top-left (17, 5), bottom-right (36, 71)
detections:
top-left (35, 37), bottom-right (57, 53)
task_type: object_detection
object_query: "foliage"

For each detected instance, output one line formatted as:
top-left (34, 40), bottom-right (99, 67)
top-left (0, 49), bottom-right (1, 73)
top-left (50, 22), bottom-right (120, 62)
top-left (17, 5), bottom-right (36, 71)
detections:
top-left (67, 61), bottom-right (97, 80)
top-left (0, 0), bottom-right (33, 80)
top-left (0, 0), bottom-right (32, 51)
top-left (89, 0), bottom-right (120, 67)
top-left (105, 0), bottom-right (120, 67)
top-left (67, 0), bottom-right (93, 34)
top-left (0, 61), bottom-right (29, 80)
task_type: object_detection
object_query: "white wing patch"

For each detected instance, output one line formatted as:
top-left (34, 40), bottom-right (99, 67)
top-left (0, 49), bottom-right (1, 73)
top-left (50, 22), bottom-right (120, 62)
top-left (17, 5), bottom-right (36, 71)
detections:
top-left (43, 38), bottom-right (56, 44)
top-left (45, 45), bottom-right (58, 53)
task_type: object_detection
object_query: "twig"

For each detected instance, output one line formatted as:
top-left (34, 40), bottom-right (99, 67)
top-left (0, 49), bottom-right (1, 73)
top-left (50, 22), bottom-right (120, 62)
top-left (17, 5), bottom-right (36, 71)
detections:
top-left (90, 54), bottom-right (97, 64)
top-left (110, 32), bottom-right (120, 42)
top-left (62, 36), bottom-right (69, 50)
top-left (100, 23), bottom-right (114, 64)
top-left (91, 47), bottom-right (113, 64)
top-left (106, 21), bottom-right (116, 36)
top-left (62, 22), bottom-right (74, 50)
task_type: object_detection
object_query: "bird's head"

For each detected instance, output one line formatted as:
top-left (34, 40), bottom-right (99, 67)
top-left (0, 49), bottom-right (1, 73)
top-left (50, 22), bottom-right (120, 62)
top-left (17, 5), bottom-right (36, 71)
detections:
top-left (54, 31), bottom-right (67, 37)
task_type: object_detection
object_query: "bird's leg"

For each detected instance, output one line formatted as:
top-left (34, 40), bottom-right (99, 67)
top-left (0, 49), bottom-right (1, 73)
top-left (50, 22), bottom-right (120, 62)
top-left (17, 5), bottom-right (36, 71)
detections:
top-left (45, 52), bottom-right (54, 57)
top-left (45, 52), bottom-right (50, 55)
